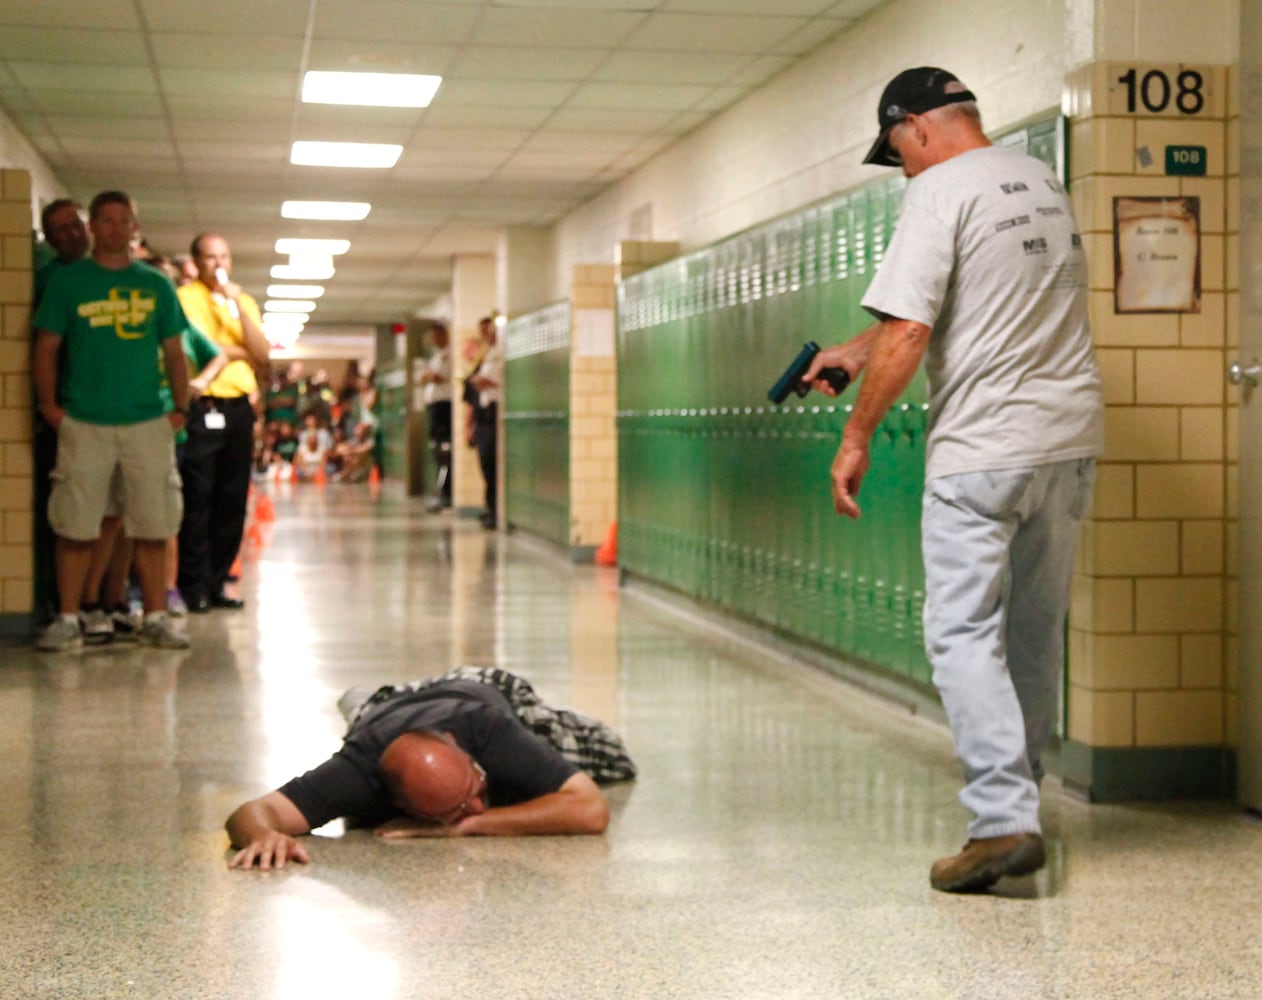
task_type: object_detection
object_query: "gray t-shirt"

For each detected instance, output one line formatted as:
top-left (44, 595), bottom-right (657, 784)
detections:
top-left (861, 144), bottom-right (1103, 481)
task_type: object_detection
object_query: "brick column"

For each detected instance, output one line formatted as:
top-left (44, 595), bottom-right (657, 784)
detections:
top-left (0, 169), bottom-right (33, 636)
top-left (1062, 62), bottom-right (1234, 798)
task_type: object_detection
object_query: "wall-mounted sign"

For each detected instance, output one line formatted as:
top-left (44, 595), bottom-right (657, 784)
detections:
top-left (1113, 196), bottom-right (1201, 314)
top-left (1165, 145), bottom-right (1207, 175)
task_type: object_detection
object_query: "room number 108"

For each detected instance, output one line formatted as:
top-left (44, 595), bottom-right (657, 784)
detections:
top-left (1116, 68), bottom-right (1206, 115)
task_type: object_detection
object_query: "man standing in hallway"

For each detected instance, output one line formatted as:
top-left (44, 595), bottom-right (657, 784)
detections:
top-left (803, 68), bottom-right (1103, 892)
top-left (176, 233), bottom-right (269, 612)
top-left (421, 320), bottom-right (453, 509)
top-left (31, 199), bottom-right (90, 625)
top-left (468, 315), bottom-right (502, 528)
top-left (32, 190), bottom-right (191, 651)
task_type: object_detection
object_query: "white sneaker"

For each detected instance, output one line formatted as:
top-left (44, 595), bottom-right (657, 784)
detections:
top-left (138, 613), bottom-right (190, 650)
top-left (79, 607), bottom-right (115, 645)
top-left (110, 605), bottom-right (142, 643)
top-left (37, 617), bottom-right (83, 653)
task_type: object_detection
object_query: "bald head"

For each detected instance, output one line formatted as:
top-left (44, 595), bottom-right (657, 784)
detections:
top-left (379, 731), bottom-right (487, 824)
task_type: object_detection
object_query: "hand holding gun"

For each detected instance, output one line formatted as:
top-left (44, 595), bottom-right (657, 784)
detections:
top-left (768, 341), bottom-right (850, 404)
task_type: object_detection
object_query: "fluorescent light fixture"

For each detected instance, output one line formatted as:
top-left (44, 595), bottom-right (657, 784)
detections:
top-left (281, 200), bottom-right (371, 221)
top-left (262, 315), bottom-right (306, 331)
top-left (291, 141), bottom-right (402, 169)
top-left (302, 70), bottom-right (441, 109)
top-left (264, 300), bottom-right (318, 314)
top-left (271, 257), bottom-right (335, 281)
top-left (275, 238), bottom-right (350, 257)
top-left (267, 284), bottom-right (325, 299)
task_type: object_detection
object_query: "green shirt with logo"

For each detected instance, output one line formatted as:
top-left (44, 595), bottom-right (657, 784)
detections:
top-left (33, 259), bottom-right (187, 426)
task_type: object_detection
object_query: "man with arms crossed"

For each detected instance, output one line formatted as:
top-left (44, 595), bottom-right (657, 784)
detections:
top-left (176, 233), bottom-right (269, 612)
top-left (803, 68), bottom-right (1103, 892)
top-left (33, 190), bottom-right (191, 651)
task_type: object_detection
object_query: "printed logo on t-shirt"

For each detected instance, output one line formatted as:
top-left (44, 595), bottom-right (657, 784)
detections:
top-left (76, 288), bottom-right (158, 340)
top-left (1022, 237), bottom-right (1049, 255)
top-left (1000, 181), bottom-right (1030, 194)
top-left (1071, 233), bottom-right (1082, 247)
top-left (1036, 206), bottom-right (1065, 217)
top-left (995, 215), bottom-right (1031, 232)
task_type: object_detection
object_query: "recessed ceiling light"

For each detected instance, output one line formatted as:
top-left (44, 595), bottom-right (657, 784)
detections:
top-left (291, 141), bottom-right (402, 169)
top-left (267, 284), bottom-right (325, 299)
top-left (281, 200), bottom-right (371, 221)
top-left (302, 71), bottom-right (441, 108)
top-left (264, 300), bottom-right (318, 313)
top-left (262, 314), bottom-right (307, 329)
top-left (275, 238), bottom-right (350, 256)
top-left (271, 258), bottom-right (335, 281)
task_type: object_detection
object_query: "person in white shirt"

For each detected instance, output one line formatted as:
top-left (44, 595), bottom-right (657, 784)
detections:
top-left (420, 321), bottom-right (453, 509)
top-left (803, 67), bottom-right (1103, 894)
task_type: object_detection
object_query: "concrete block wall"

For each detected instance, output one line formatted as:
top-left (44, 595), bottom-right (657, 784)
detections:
top-left (1063, 60), bottom-right (1235, 786)
top-left (569, 264), bottom-right (617, 554)
top-left (0, 168), bottom-right (32, 624)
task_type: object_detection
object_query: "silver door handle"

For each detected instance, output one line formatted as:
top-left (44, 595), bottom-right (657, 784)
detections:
top-left (1228, 360), bottom-right (1261, 386)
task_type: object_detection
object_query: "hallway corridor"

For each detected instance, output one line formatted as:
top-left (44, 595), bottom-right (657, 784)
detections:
top-left (1, 483), bottom-right (1258, 999)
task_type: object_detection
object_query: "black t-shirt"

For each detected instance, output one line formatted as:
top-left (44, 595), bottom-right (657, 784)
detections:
top-left (279, 680), bottom-right (578, 829)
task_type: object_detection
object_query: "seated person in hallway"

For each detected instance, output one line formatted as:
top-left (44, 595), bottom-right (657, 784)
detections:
top-left (293, 414), bottom-right (333, 482)
top-left (225, 666), bottom-right (637, 870)
top-left (332, 419), bottom-right (376, 482)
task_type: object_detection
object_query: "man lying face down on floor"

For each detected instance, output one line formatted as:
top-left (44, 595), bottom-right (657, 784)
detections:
top-left (225, 667), bottom-right (637, 869)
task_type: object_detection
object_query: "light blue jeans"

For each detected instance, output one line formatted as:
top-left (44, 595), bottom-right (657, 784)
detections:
top-left (921, 458), bottom-right (1095, 839)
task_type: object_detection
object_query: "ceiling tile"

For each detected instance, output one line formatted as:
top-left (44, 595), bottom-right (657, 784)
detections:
top-left (306, 40), bottom-right (459, 75)
top-left (32, 91), bottom-right (165, 117)
top-left (0, 28), bottom-right (150, 65)
top-left (593, 50), bottom-right (754, 85)
top-left (158, 68), bottom-right (297, 100)
top-left (0, 0), bottom-right (139, 30)
top-left (772, 17), bottom-right (850, 55)
top-left (433, 79), bottom-right (578, 108)
top-left (164, 96), bottom-right (293, 121)
top-left (566, 81), bottom-right (713, 111)
top-left (468, 8), bottom-right (645, 48)
top-left (419, 105), bottom-right (554, 130)
top-left (544, 106), bottom-right (689, 131)
top-left (8, 63), bottom-right (158, 93)
top-left (174, 140), bottom-right (292, 163)
top-left (140, 0), bottom-right (312, 35)
top-left (312, 0), bottom-right (481, 44)
top-left (150, 33), bottom-right (307, 72)
top-left (446, 46), bottom-right (609, 82)
top-left (624, 13), bottom-right (808, 52)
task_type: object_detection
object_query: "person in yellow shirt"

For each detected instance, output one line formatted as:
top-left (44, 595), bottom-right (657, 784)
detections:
top-left (176, 233), bottom-right (270, 612)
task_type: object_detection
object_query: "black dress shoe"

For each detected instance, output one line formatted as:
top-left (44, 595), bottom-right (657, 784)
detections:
top-left (210, 591), bottom-right (245, 610)
top-left (188, 595), bottom-right (211, 614)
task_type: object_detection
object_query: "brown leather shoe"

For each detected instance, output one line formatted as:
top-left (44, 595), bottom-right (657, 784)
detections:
top-left (930, 833), bottom-right (1046, 893)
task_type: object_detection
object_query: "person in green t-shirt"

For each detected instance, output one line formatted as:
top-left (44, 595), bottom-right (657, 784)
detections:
top-left (31, 190), bottom-right (192, 653)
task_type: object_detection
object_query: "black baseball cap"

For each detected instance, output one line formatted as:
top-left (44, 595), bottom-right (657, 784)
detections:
top-left (862, 67), bottom-right (977, 167)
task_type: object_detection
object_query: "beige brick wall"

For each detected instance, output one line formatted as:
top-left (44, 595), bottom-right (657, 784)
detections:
top-left (569, 263), bottom-right (618, 549)
top-left (1065, 62), bottom-right (1232, 750)
top-left (0, 169), bottom-right (32, 616)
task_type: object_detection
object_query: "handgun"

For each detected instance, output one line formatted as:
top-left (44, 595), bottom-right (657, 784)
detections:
top-left (768, 341), bottom-right (850, 404)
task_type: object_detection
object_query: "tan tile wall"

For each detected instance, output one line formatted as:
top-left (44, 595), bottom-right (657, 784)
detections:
top-left (0, 169), bottom-right (32, 616)
top-left (564, 243), bottom-right (679, 554)
top-left (1065, 62), bottom-right (1233, 750)
top-left (570, 264), bottom-right (617, 549)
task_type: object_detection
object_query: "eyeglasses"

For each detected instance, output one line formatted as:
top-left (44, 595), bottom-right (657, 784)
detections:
top-left (419, 759), bottom-right (487, 826)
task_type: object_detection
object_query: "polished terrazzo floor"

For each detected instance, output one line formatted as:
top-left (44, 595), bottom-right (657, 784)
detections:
top-left (2, 483), bottom-right (1259, 1000)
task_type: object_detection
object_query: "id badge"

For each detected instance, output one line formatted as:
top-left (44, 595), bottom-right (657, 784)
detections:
top-left (204, 411), bottom-right (227, 431)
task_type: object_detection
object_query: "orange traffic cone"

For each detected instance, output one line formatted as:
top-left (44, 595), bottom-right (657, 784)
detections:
top-left (314, 463), bottom-right (326, 485)
top-left (595, 521), bottom-right (618, 566)
top-left (228, 550), bottom-right (243, 580)
top-left (368, 465), bottom-right (380, 486)
top-left (254, 491), bottom-right (275, 523)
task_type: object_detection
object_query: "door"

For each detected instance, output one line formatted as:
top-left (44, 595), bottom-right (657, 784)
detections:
top-left (1237, 5), bottom-right (1262, 811)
